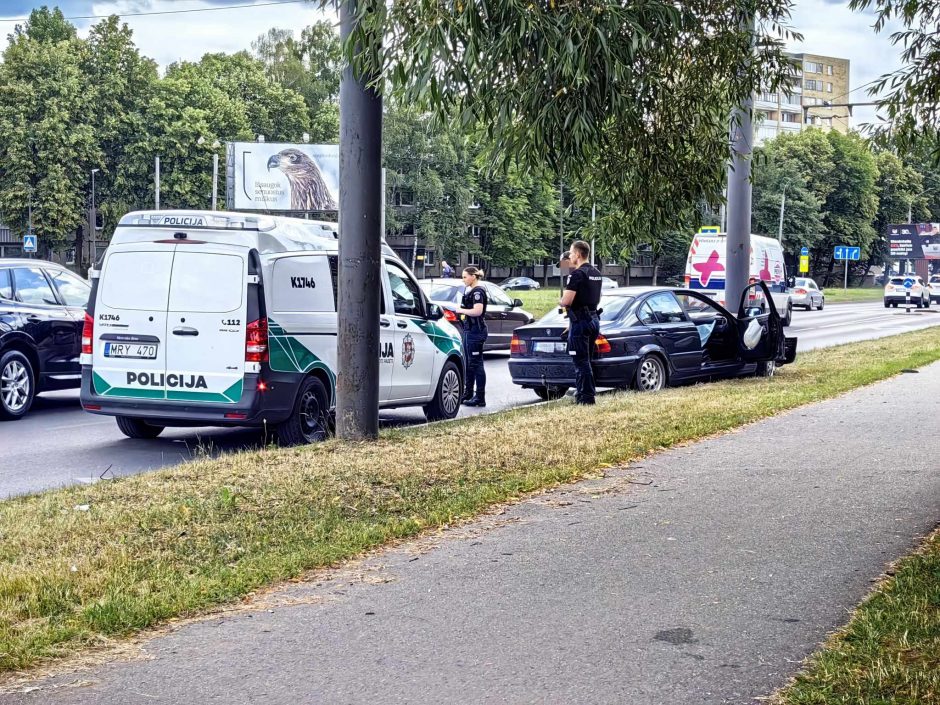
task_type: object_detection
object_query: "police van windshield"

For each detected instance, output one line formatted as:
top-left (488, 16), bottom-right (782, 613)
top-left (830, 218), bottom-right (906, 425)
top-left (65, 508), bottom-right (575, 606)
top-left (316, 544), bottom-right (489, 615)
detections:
top-left (537, 295), bottom-right (635, 324)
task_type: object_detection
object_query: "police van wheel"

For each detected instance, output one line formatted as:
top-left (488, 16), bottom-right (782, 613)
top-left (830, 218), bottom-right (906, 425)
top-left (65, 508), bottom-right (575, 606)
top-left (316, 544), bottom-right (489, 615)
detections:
top-left (634, 355), bottom-right (666, 392)
top-left (534, 385), bottom-right (568, 401)
top-left (0, 350), bottom-right (35, 420)
top-left (424, 361), bottom-right (462, 422)
top-left (277, 376), bottom-right (330, 446)
top-left (115, 416), bottom-right (165, 439)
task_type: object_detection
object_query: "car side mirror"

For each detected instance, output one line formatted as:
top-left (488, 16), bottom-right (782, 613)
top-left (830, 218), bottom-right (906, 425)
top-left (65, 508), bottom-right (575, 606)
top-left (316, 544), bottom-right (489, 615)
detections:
top-left (427, 303), bottom-right (445, 321)
top-left (744, 306), bottom-right (764, 318)
top-left (512, 298), bottom-right (523, 308)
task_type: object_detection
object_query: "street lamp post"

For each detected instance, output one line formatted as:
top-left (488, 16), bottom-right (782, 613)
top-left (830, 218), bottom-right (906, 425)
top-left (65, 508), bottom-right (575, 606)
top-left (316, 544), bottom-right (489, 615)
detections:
top-left (90, 168), bottom-right (100, 266)
top-left (777, 179), bottom-right (790, 248)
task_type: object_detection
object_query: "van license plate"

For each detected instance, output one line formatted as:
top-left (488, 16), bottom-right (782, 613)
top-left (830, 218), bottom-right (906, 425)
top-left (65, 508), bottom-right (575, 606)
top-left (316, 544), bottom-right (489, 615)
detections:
top-left (104, 343), bottom-right (158, 360)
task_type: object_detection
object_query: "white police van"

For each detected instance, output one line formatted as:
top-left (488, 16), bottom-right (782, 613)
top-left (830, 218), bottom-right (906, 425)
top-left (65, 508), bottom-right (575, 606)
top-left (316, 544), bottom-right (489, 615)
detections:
top-left (80, 210), bottom-right (465, 444)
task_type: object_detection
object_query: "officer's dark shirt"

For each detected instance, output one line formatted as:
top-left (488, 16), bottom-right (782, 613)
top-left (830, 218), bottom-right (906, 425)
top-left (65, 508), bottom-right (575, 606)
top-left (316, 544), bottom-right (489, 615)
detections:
top-left (565, 264), bottom-right (603, 311)
top-left (461, 285), bottom-right (488, 330)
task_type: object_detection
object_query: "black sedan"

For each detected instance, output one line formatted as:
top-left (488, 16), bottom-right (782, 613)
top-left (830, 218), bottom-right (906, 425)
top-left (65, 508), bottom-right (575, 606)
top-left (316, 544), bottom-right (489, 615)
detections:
top-left (1, 259), bottom-right (91, 419)
top-left (509, 283), bottom-right (796, 400)
top-left (500, 276), bottom-right (541, 291)
top-left (419, 279), bottom-right (536, 350)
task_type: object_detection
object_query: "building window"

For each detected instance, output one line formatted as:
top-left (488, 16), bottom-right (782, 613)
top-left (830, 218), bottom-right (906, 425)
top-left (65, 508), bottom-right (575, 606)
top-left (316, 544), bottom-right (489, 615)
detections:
top-left (423, 249), bottom-right (436, 265)
top-left (781, 111), bottom-right (800, 123)
top-left (804, 61), bottom-right (823, 73)
top-left (393, 190), bottom-right (414, 206)
top-left (826, 65), bottom-right (833, 75)
top-left (804, 79), bottom-right (821, 91)
top-left (758, 91), bottom-right (777, 103)
top-left (826, 82), bottom-right (833, 92)
top-left (466, 252), bottom-right (480, 265)
top-left (467, 225), bottom-right (481, 239)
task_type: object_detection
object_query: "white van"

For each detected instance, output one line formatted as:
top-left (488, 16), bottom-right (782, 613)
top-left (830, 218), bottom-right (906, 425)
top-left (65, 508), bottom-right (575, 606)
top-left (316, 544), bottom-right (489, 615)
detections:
top-left (80, 210), bottom-right (465, 444)
top-left (684, 233), bottom-right (794, 326)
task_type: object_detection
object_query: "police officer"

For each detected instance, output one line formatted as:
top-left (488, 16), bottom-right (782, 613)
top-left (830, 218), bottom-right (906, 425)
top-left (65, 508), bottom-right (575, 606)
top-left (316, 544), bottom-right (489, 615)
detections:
top-left (456, 266), bottom-right (488, 407)
top-left (559, 240), bottom-right (603, 405)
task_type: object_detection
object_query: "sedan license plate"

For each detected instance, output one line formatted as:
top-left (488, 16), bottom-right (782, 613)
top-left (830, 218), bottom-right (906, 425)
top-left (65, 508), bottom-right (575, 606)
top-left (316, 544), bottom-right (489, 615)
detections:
top-left (104, 342), bottom-right (158, 360)
top-left (533, 341), bottom-right (566, 354)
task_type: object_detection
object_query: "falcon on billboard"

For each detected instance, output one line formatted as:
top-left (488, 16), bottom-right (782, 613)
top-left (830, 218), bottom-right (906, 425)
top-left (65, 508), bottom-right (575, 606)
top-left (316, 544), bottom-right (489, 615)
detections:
top-left (887, 223), bottom-right (940, 259)
top-left (227, 142), bottom-right (338, 212)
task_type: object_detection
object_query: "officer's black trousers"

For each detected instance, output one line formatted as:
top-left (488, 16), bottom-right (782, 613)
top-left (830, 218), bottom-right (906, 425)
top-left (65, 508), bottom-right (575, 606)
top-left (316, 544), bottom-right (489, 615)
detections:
top-left (568, 316), bottom-right (599, 403)
top-left (463, 328), bottom-right (488, 399)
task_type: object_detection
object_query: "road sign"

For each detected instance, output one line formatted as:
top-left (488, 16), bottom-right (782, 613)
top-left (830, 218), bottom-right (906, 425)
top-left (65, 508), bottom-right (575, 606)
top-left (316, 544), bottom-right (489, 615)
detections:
top-left (800, 246), bottom-right (809, 256)
top-left (698, 226), bottom-right (721, 234)
top-left (799, 255), bottom-right (809, 273)
top-left (834, 245), bottom-right (860, 261)
top-left (23, 234), bottom-right (37, 253)
top-left (903, 277), bottom-right (915, 289)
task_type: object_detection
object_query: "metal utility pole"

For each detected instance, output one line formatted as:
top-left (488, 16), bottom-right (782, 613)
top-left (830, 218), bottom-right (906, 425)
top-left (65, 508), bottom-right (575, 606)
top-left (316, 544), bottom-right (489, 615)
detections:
top-left (777, 180), bottom-right (789, 248)
top-left (155, 156), bottom-right (161, 209)
top-left (725, 11), bottom-right (756, 311)
top-left (212, 154), bottom-right (219, 210)
top-left (89, 168), bottom-right (99, 266)
top-left (591, 203), bottom-right (596, 267)
top-left (337, 0), bottom-right (383, 441)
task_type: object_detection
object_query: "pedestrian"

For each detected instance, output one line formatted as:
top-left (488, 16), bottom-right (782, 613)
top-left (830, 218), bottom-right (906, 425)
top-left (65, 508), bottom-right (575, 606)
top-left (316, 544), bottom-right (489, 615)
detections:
top-left (559, 240), bottom-right (603, 405)
top-left (559, 251), bottom-right (572, 286)
top-left (456, 265), bottom-right (488, 407)
top-left (441, 260), bottom-right (455, 278)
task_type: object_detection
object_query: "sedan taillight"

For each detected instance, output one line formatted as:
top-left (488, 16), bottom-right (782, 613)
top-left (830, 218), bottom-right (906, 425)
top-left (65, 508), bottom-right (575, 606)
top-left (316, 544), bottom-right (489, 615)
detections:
top-left (81, 313), bottom-right (93, 355)
top-left (794, 288), bottom-right (807, 295)
top-left (510, 335), bottom-right (527, 355)
top-left (595, 335), bottom-right (612, 355)
top-left (443, 308), bottom-right (458, 323)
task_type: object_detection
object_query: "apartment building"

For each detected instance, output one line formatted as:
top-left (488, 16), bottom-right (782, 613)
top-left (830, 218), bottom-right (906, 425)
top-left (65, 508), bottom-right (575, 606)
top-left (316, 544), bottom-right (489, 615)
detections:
top-left (755, 52), bottom-right (851, 144)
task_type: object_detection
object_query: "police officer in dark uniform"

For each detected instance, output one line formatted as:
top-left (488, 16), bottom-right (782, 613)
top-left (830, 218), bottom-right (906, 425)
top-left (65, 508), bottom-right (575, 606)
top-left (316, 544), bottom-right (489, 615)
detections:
top-left (456, 266), bottom-right (488, 407)
top-left (559, 240), bottom-right (603, 405)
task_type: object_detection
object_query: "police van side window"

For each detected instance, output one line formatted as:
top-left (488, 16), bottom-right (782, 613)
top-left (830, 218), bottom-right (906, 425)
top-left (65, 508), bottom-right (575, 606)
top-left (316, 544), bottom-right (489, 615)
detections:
top-left (385, 261), bottom-right (422, 317)
top-left (0, 269), bottom-right (12, 300)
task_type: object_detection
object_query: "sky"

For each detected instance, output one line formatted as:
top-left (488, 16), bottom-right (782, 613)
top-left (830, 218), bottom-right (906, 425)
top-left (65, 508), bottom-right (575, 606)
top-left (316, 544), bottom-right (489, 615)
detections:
top-left (0, 0), bottom-right (905, 127)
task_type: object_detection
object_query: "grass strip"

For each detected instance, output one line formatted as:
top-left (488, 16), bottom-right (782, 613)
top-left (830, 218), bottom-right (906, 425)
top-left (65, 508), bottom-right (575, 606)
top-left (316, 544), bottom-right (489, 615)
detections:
top-left (515, 288), bottom-right (559, 319)
top-left (823, 287), bottom-right (884, 304)
top-left (2, 328), bottom-right (940, 674)
top-left (773, 527), bottom-right (940, 704)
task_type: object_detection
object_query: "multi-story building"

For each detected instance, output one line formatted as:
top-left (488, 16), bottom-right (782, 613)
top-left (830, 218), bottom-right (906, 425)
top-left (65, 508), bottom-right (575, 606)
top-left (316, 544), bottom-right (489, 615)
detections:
top-left (755, 52), bottom-right (851, 144)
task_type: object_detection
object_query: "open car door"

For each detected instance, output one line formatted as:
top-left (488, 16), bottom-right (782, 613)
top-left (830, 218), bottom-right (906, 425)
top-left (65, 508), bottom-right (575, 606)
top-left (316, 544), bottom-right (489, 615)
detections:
top-left (736, 281), bottom-right (795, 365)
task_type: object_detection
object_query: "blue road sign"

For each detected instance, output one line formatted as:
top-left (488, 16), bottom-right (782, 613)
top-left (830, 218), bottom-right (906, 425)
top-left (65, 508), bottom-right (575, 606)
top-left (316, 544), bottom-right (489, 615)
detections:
top-left (834, 245), bottom-right (861, 261)
top-left (22, 234), bottom-right (37, 253)
top-left (903, 277), bottom-right (915, 289)
top-left (800, 246), bottom-right (809, 256)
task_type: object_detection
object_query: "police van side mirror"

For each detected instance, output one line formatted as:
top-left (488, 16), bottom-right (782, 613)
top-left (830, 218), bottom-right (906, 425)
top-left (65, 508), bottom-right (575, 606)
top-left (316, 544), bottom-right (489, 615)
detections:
top-left (427, 303), bottom-right (445, 321)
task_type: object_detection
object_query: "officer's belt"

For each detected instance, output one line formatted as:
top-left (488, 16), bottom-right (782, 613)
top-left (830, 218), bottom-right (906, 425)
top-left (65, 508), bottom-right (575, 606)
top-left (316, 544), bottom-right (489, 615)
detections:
top-left (567, 308), bottom-right (599, 321)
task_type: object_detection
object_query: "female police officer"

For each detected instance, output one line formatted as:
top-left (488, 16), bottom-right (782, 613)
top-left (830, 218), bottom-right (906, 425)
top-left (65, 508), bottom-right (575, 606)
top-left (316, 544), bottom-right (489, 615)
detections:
top-left (455, 266), bottom-right (488, 407)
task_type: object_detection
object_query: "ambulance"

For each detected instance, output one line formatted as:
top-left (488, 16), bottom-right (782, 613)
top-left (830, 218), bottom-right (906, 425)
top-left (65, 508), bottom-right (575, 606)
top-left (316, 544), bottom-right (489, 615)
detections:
top-left (684, 233), bottom-right (795, 326)
top-left (80, 211), bottom-right (465, 444)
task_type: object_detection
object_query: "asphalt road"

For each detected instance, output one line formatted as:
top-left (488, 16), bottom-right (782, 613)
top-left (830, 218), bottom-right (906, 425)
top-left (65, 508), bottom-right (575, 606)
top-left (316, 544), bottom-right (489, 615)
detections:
top-left (1, 301), bottom-right (937, 499)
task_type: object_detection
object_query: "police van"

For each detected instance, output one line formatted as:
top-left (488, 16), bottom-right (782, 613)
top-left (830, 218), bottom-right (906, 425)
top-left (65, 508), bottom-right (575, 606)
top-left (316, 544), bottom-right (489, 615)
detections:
top-left (80, 210), bottom-right (465, 444)
top-left (684, 232), bottom-right (795, 326)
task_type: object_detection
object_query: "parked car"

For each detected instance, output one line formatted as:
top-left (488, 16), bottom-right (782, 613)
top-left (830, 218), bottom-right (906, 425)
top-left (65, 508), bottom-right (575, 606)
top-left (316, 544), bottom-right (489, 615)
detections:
top-left (419, 279), bottom-right (536, 350)
top-left (883, 275), bottom-right (930, 308)
top-left (0, 259), bottom-right (91, 419)
top-left (929, 274), bottom-right (940, 304)
top-left (499, 276), bottom-right (541, 291)
top-left (508, 283), bottom-right (796, 400)
top-left (600, 276), bottom-right (619, 290)
top-left (791, 277), bottom-right (825, 310)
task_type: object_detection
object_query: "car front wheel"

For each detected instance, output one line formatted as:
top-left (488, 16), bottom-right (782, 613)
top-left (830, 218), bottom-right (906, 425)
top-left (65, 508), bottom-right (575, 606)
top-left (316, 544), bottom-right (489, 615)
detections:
top-left (755, 360), bottom-right (776, 378)
top-left (0, 350), bottom-right (35, 420)
top-left (424, 361), bottom-right (462, 422)
top-left (634, 355), bottom-right (666, 392)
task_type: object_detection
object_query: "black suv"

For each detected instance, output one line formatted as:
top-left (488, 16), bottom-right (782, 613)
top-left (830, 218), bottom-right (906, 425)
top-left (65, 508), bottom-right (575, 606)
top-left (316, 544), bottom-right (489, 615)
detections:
top-left (0, 259), bottom-right (91, 419)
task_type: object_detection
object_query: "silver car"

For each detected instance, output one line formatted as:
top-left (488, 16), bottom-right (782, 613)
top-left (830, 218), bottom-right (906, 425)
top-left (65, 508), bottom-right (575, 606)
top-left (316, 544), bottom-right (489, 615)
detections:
top-left (791, 277), bottom-right (825, 310)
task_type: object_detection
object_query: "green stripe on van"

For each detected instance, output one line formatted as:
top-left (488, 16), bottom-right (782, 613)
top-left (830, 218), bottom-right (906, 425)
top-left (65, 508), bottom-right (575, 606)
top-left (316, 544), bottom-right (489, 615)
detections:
top-left (267, 318), bottom-right (336, 404)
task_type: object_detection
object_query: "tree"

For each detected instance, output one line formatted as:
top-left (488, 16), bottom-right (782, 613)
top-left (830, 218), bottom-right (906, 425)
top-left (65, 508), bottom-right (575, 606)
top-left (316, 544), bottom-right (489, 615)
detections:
top-left (362, 0), bottom-right (798, 243)
top-left (849, 0), bottom-right (940, 159)
top-left (253, 22), bottom-right (341, 143)
top-left (869, 150), bottom-right (926, 273)
top-left (0, 10), bottom-right (98, 254)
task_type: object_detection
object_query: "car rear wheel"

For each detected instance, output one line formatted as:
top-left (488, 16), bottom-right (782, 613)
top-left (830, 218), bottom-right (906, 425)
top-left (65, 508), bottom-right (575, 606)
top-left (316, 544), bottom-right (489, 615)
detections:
top-left (533, 385), bottom-right (569, 401)
top-left (115, 416), bottom-right (165, 439)
top-left (0, 350), bottom-right (35, 420)
top-left (634, 355), bottom-right (666, 392)
top-left (755, 360), bottom-right (776, 378)
top-left (424, 361), bottom-right (462, 422)
top-left (277, 376), bottom-right (330, 446)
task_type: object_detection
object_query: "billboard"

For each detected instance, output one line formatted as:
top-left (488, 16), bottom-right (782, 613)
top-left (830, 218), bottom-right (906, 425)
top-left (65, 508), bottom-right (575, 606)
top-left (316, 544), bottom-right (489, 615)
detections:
top-left (887, 223), bottom-right (940, 259)
top-left (227, 142), bottom-right (338, 212)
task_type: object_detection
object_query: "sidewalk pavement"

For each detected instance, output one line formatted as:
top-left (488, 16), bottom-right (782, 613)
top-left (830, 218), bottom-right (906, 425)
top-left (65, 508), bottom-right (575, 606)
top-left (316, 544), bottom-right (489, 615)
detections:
top-left (5, 362), bottom-right (940, 705)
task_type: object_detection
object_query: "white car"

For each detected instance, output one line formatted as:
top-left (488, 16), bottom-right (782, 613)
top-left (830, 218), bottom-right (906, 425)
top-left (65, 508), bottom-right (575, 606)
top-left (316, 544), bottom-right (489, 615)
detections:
top-left (929, 274), bottom-right (940, 304)
top-left (791, 277), bottom-right (825, 310)
top-left (883, 275), bottom-right (930, 308)
top-left (81, 210), bottom-right (465, 444)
